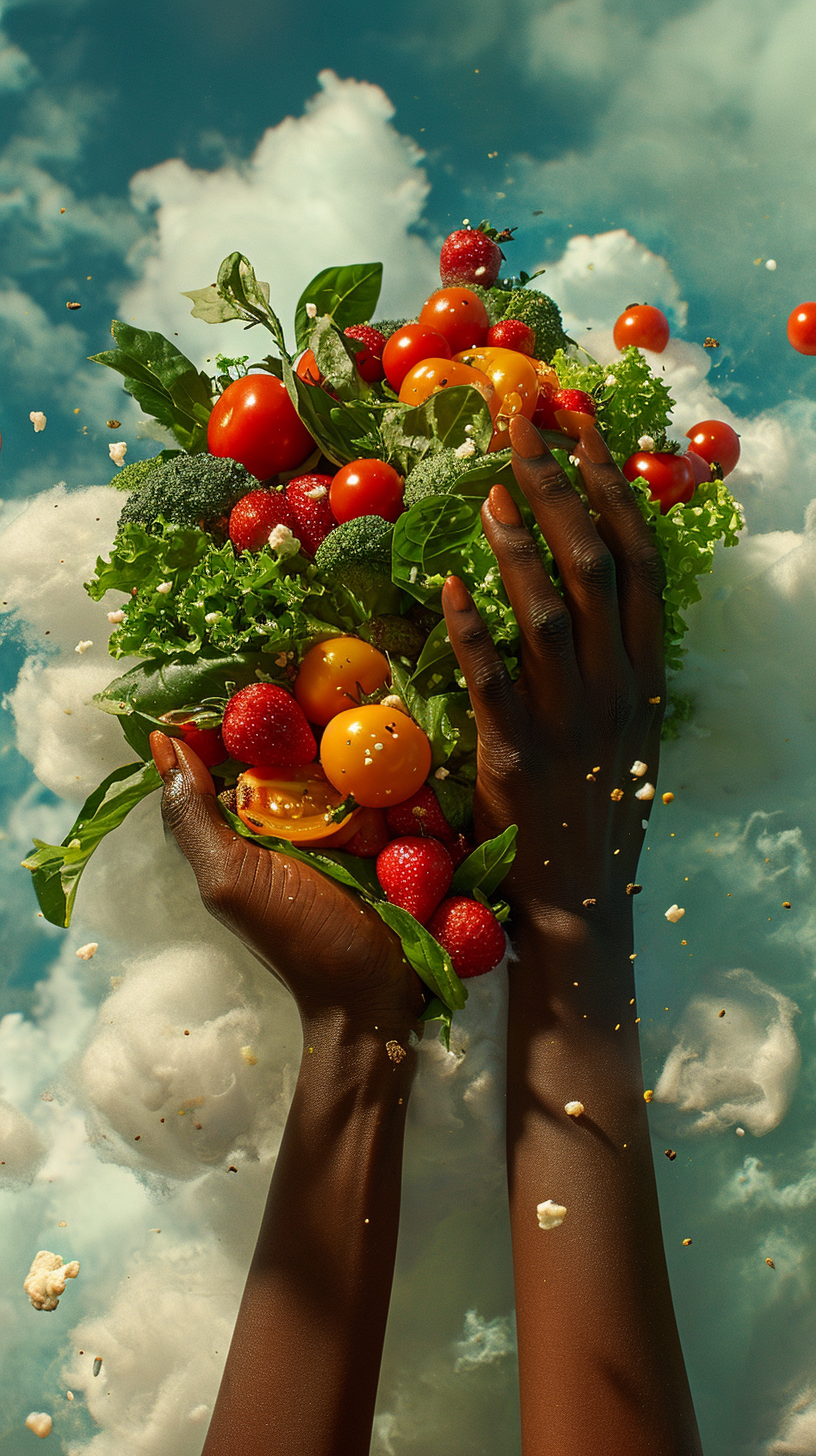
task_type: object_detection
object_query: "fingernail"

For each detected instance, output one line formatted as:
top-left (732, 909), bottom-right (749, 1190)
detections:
top-left (509, 415), bottom-right (549, 459)
top-left (149, 730), bottom-right (180, 779)
top-left (443, 574), bottom-right (471, 611)
top-left (487, 483), bottom-right (522, 525)
top-left (574, 416), bottom-right (613, 464)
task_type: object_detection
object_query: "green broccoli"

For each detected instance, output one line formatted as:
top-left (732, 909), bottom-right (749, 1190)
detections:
top-left (498, 288), bottom-right (570, 362)
top-left (372, 319), bottom-right (414, 340)
top-left (313, 515), bottom-right (401, 618)
top-left (118, 453), bottom-right (255, 534)
top-left (107, 456), bottom-right (167, 492)
top-left (403, 448), bottom-right (484, 507)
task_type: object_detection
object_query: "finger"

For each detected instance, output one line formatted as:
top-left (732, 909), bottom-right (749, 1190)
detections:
top-left (440, 575), bottom-right (526, 757)
top-left (149, 731), bottom-right (246, 885)
top-left (480, 484), bottom-right (582, 719)
top-left (557, 410), bottom-right (666, 691)
top-left (508, 415), bottom-right (625, 684)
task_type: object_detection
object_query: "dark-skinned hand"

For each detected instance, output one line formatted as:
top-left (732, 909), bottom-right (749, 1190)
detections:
top-left (440, 410), bottom-right (666, 938)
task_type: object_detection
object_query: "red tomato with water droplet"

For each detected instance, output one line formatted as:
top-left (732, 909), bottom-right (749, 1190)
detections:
top-left (685, 420), bottom-right (740, 477)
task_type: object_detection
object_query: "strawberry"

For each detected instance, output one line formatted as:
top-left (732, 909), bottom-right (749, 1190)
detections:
top-left (552, 388), bottom-right (597, 419)
top-left (344, 324), bottom-right (387, 383)
top-left (284, 475), bottom-right (338, 556)
top-left (446, 832), bottom-right (474, 869)
top-left (486, 319), bottom-right (536, 355)
top-left (221, 683), bottom-right (317, 767)
top-left (229, 490), bottom-right (295, 553)
top-left (427, 897), bottom-right (506, 978)
top-left (385, 786), bottom-right (455, 842)
top-left (376, 836), bottom-right (454, 924)
top-left (440, 228), bottom-right (503, 288)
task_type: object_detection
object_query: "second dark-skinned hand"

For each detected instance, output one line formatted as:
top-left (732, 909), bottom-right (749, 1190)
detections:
top-left (439, 411), bottom-right (666, 937)
top-left (149, 732), bottom-right (426, 1032)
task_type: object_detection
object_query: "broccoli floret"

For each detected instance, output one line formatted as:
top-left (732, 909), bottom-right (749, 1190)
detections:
top-left (107, 456), bottom-right (166, 492)
top-left (498, 288), bottom-right (570, 362)
top-left (313, 515), bottom-right (401, 618)
top-left (403, 448), bottom-right (482, 507)
top-left (372, 319), bottom-right (415, 340)
top-left (118, 453), bottom-right (255, 534)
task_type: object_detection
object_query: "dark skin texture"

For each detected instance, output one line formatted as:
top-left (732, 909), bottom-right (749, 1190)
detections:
top-left (152, 409), bottom-right (701, 1455)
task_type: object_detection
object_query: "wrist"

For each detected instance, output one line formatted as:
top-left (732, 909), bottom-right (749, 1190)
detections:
top-left (508, 904), bottom-right (636, 1023)
top-left (297, 1003), bottom-right (421, 1097)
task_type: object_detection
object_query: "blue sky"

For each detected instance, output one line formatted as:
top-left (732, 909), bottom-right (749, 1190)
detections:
top-left (1, 3), bottom-right (816, 1454)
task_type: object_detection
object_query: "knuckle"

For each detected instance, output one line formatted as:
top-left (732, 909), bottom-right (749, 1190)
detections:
top-left (574, 547), bottom-right (616, 596)
top-left (470, 661), bottom-right (512, 709)
top-left (631, 544), bottom-right (666, 597)
top-left (528, 603), bottom-right (572, 651)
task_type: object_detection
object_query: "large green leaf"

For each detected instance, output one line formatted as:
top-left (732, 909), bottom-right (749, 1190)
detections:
top-left (391, 493), bottom-right (483, 604)
top-left (451, 824), bottom-right (518, 898)
top-left (369, 901), bottom-right (466, 1010)
top-left (89, 323), bottom-right (214, 453)
top-left (294, 263), bottom-right (383, 350)
top-left (22, 761), bottom-right (162, 928)
top-left (281, 355), bottom-right (377, 465)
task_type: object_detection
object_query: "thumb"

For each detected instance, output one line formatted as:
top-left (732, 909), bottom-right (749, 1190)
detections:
top-left (149, 731), bottom-right (242, 883)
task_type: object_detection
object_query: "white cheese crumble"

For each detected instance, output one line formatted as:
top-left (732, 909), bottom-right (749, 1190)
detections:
top-left (305, 302), bottom-right (318, 318)
top-left (304, 485), bottom-right (328, 499)
top-left (74, 640), bottom-right (93, 655)
top-left (464, 424), bottom-right (475, 435)
top-left (155, 581), bottom-right (172, 595)
top-left (564, 1101), bottom-right (584, 1117)
top-left (454, 439), bottom-right (477, 459)
top-left (106, 610), bottom-right (125, 624)
top-left (474, 265), bottom-right (486, 277)
top-left (29, 411), bottom-right (47, 432)
top-left (108, 441), bottom-right (127, 467)
top-left (26, 1412), bottom-right (53, 1438)
top-left (240, 1046), bottom-right (257, 1066)
top-left (75, 943), bottom-right (98, 960)
top-left (630, 760), bottom-right (648, 777)
top-left (765, 259), bottom-right (777, 270)
top-left (536, 1199), bottom-right (567, 1230)
top-left (24, 1251), bottom-right (80, 1311)
top-left (204, 611), bottom-right (220, 625)
top-left (604, 373), bottom-right (617, 386)
top-left (380, 695), bottom-right (407, 713)
top-left (665, 904), bottom-right (685, 923)
top-left (736, 1126), bottom-right (745, 1137)
top-left (637, 434), bottom-right (655, 451)
top-left (408, 565), bottom-right (418, 584)
top-left (635, 782), bottom-right (655, 800)
top-left (642, 818), bottom-right (650, 829)
top-left (434, 766), bottom-right (450, 779)
top-left (268, 524), bottom-right (300, 558)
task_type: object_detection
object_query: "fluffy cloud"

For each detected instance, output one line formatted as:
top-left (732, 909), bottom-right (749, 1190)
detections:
top-left (120, 70), bottom-right (439, 366)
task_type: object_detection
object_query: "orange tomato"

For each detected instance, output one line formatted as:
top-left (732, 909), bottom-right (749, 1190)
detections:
top-left (398, 357), bottom-right (495, 412)
top-left (235, 763), bottom-right (359, 843)
top-left (454, 346), bottom-right (539, 448)
top-left (319, 704), bottom-right (433, 808)
top-left (294, 637), bottom-right (391, 726)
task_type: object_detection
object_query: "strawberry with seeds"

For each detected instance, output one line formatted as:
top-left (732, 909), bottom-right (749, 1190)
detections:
top-left (385, 786), bottom-right (455, 842)
top-left (221, 682), bottom-right (317, 767)
top-left (284, 475), bottom-right (338, 556)
top-left (440, 226), bottom-right (504, 288)
top-left (486, 319), bottom-right (536, 355)
top-left (229, 489), bottom-right (295, 553)
top-left (376, 836), bottom-right (454, 924)
top-left (344, 324), bottom-right (387, 383)
top-left (427, 896), bottom-right (506, 978)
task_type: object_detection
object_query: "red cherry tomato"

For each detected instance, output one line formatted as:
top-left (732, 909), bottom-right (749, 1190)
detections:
top-left (208, 374), bottom-right (314, 479)
top-left (684, 451), bottom-right (712, 487)
top-left (787, 302), bottom-right (816, 356)
top-left (382, 325), bottom-right (452, 391)
top-left (329, 458), bottom-right (404, 524)
top-left (685, 419), bottom-right (740, 477)
top-left (613, 305), bottom-right (670, 354)
top-left (622, 451), bottom-right (695, 513)
top-left (418, 288), bottom-right (490, 354)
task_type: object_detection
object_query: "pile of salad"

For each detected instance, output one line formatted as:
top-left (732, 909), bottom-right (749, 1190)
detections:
top-left (24, 224), bottom-right (743, 1043)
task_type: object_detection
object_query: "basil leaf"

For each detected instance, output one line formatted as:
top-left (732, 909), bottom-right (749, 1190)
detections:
top-left (388, 658), bottom-right (459, 766)
top-left (183, 253), bottom-right (289, 358)
top-left (294, 263), bottom-right (383, 350)
top-left (392, 493), bottom-right (483, 603)
top-left (221, 807), bottom-right (381, 895)
top-left (451, 824), bottom-right (518, 898)
top-left (369, 901), bottom-right (467, 1010)
top-left (408, 617), bottom-right (458, 696)
top-left (309, 316), bottom-right (373, 401)
top-left (22, 761), bottom-right (162, 928)
top-left (281, 355), bottom-right (372, 465)
top-left (414, 386), bottom-right (494, 453)
top-left (89, 323), bottom-right (213, 453)
top-left (419, 997), bottom-right (454, 1051)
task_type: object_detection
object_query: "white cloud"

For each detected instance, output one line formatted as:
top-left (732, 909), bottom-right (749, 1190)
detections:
top-left (541, 229), bottom-right (688, 335)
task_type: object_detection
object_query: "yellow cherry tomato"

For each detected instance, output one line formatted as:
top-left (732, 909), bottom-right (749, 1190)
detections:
top-left (454, 346), bottom-right (539, 449)
top-left (294, 636), bottom-right (391, 726)
top-left (398, 357), bottom-right (496, 412)
top-left (319, 703), bottom-right (432, 808)
top-left (235, 762), bottom-right (359, 843)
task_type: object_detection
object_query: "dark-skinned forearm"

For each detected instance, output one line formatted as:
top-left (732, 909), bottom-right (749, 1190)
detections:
top-left (506, 912), bottom-right (702, 1456)
top-left (202, 1009), bottom-right (417, 1456)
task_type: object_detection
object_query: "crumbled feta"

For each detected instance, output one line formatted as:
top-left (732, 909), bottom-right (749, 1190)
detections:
top-left (24, 1251), bottom-right (80, 1311)
top-left (106, 610), bottom-right (125, 624)
top-left (536, 1199), bottom-right (567, 1230)
top-left (454, 439), bottom-right (477, 459)
top-left (240, 1046), bottom-right (257, 1066)
top-left (26, 1412), bottom-right (53, 1438)
top-left (736, 1126), bottom-right (745, 1137)
top-left (204, 611), bottom-right (220, 626)
top-left (305, 302), bottom-right (318, 318)
top-left (464, 424), bottom-right (475, 435)
top-left (765, 259), bottom-right (777, 270)
top-left (434, 766), bottom-right (450, 779)
top-left (108, 441), bottom-right (127, 467)
top-left (565, 1101), bottom-right (584, 1117)
top-left (665, 904), bottom-right (685, 923)
top-left (29, 411), bottom-right (47, 432)
top-left (635, 782), bottom-right (655, 801)
top-left (630, 760), bottom-right (648, 777)
top-left (74, 640), bottom-right (93, 654)
top-left (474, 265), bottom-right (486, 277)
top-left (75, 943), bottom-right (98, 960)
top-left (637, 435), bottom-right (655, 452)
top-left (604, 374), bottom-right (617, 386)
top-left (380, 695), bottom-right (407, 713)
top-left (156, 581), bottom-right (173, 595)
top-left (642, 818), bottom-right (649, 829)
top-left (268, 524), bottom-right (300, 558)
top-left (408, 566), bottom-right (419, 584)
top-left (304, 485), bottom-right (328, 499)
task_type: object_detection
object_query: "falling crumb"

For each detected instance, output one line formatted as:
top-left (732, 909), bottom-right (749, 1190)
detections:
top-left (642, 819), bottom-right (650, 829)
top-left (75, 943), bottom-right (98, 960)
top-left (766, 1257), bottom-right (775, 1268)
top-left (625, 883), bottom-right (642, 896)
top-left (662, 792), bottom-right (675, 805)
top-left (665, 904), bottom-right (685, 923)
top-left (582, 897), bottom-right (597, 907)
top-left (630, 760), bottom-right (648, 777)
top-left (155, 581), bottom-right (173, 595)
top-left (765, 259), bottom-right (777, 270)
top-left (736, 1127), bottom-right (745, 1137)
top-left (106, 610), bottom-right (125, 625)
top-left (240, 1046), bottom-right (257, 1066)
top-left (25, 1251), bottom-right (80, 1311)
top-left (635, 782), bottom-right (655, 801)
top-left (453, 438), bottom-right (477, 459)
top-left (108, 441), bottom-right (127, 467)
top-left (66, 1391), bottom-right (74, 1400)
top-left (703, 338), bottom-right (719, 348)
top-left (586, 773), bottom-right (596, 782)
top-left (74, 640), bottom-right (93, 655)
top-left (227, 1165), bottom-right (237, 1173)
top-left (106, 419), bottom-right (121, 429)
top-left (637, 435), bottom-right (655, 451)
top-left (718, 1009), bottom-right (726, 1018)
top-left (665, 1149), bottom-right (677, 1161)
top-left (305, 302), bottom-right (318, 318)
top-left (304, 484), bottom-right (328, 499)
top-left (648, 695), bottom-right (661, 705)
top-left (66, 301), bottom-right (81, 310)
top-left (610, 787), bottom-right (624, 801)
top-left (643, 1090), bottom-right (654, 1102)
top-left (30, 411), bottom-right (47, 432)
top-left (782, 901), bottom-right (791, 909)
top-left (93, 1358), bottom-right (102, 1377)
top-left (564, 1101), bottom-right (584, 1117)
top-left (536, 1199), bottom-right (567, 1230)
top-left (58, 1221), bottom-right (66, 1228)
top-left (682, 1238), bottom-right (693, 1247)
top-left (26, 1412), bottom-right (53, 1437)
top-left (386, 1040), bottom-right (407, 1064)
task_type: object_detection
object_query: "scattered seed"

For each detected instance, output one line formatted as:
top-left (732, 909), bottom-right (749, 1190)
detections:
top-left (718, 1009), bottom-right (726, 1018)
top-left (665, 1149), bottom-right (677, 1161)
top-left (66, 301), bottom-right (81, 310)
top-left (662, 792), bottom-right (675, 804)
top-left (106, 419), bottom-right (121, 429)
top-left (582, 897), bottom-right (597, 907)
top-left (386, 1040), bottom-right (407, 1064)
top-left (703, 337), bottom-right (719, 348)
top-left (610, 788), bottom-right (624, 801)
top-left (736, 1127), bottom-right (745, 1136)
top-left (766, 1257), bottom-right (775, 1268)
top-left (682, 1238), bottom-right (693, 1246)
top-left (643, 1090), bottom-right (654, 1102)
top-left (649, 695), bottom-right (661, 704)
top-left (625, 883), bottom-right (642, 896)
top-left (783, 901), bottom-right (791, 909)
